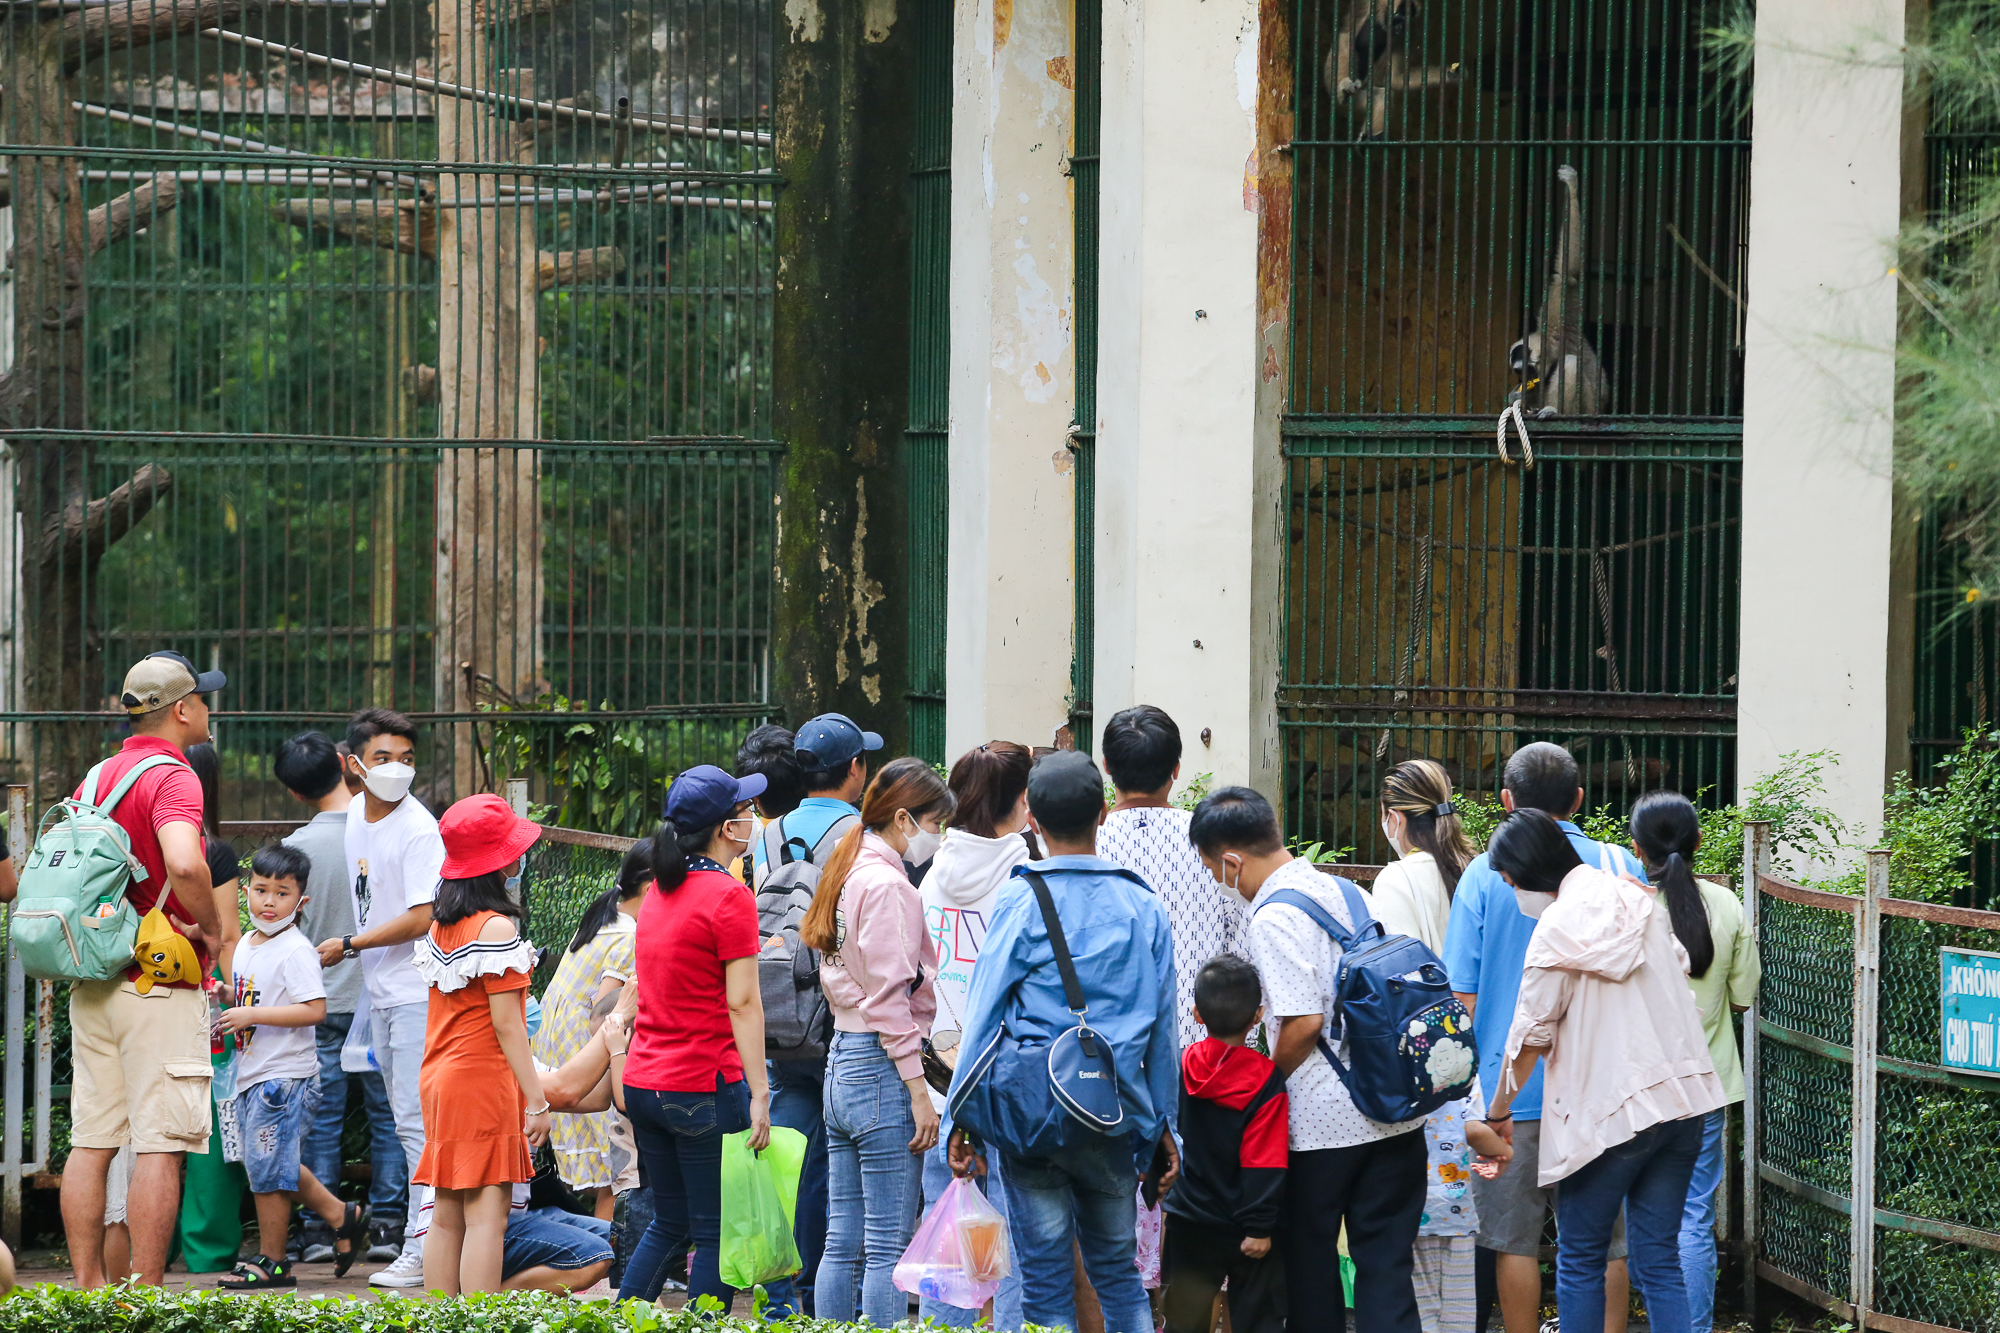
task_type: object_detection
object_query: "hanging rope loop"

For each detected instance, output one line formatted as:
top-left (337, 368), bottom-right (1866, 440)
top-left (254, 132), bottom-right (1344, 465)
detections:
top-left (1497, 400), bottom-right (1535, 468)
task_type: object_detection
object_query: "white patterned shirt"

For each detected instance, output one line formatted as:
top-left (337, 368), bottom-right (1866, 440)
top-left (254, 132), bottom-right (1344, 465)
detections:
top-left (1097, 805), bottom-right (1244, 1049)
top-left (1246, 858), bottom-right (1420, 1151)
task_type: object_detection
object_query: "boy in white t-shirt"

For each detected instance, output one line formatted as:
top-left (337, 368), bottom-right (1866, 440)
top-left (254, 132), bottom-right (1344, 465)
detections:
top-left (216, 845), bottom-right (369, 1289)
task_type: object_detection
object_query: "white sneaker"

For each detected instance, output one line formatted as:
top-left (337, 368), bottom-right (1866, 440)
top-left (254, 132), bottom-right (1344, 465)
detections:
top-left (368, 1245), bottom-right (426, 1288)
top-left (570, 1278), bottom-right (615, 1300)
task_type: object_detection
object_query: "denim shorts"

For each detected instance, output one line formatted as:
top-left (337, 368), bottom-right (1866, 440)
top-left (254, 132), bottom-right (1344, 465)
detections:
top-left (504, 1208), bottom-right (614, 1279)
top-left (236, 1076), bottom-right (321, 1194)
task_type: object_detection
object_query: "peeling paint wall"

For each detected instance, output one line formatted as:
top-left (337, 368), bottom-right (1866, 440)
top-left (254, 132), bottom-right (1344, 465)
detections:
top-left (1094, 0), bottom-right (1277, 796)
top-left (944, 0), bottom-right (1078, 755)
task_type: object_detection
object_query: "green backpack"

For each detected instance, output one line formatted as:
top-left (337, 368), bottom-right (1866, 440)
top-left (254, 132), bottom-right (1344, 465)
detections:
top-left (11, 754), bottom-right (190, 982)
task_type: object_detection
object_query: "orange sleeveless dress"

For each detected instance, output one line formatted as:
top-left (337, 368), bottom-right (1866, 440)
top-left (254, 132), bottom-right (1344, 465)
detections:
top-left (411, 909), bottom-right (537, 1189)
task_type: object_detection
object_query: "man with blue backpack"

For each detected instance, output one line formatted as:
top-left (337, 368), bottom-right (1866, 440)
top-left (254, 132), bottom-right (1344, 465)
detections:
top-left (1443, 742), bottom-right (1647, 1333)
top-left (1191, 786), bottom-right (1472, 1333)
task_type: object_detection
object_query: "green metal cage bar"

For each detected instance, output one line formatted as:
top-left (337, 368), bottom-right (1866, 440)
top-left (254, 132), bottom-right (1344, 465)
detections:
top-left (1068, 0), bottom-right (1101, 754)
top-left (903, 0), bottom-right (952, 764)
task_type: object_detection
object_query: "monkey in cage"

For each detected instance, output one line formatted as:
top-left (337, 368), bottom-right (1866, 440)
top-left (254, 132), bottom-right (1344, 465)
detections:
top-left (1324, 0), bottom-right (1463, 140)
top-left (1509, 164), bottom-right (1612, 418)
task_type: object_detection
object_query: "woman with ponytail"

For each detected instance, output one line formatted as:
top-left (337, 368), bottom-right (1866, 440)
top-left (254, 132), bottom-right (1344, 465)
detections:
top-left (1484, 808), bottom-right (1723, 1333)
top-left (532, 842), bottom-right (653, 1215)
top-left (799, 756), bottom-right (953, 1326)
top-left (1628, 792), bottom-right (1761, 1333)
top-left (1370, 758), bottom-right (1476, 951)
top-left (618, 764), bottom-right (772, 1307)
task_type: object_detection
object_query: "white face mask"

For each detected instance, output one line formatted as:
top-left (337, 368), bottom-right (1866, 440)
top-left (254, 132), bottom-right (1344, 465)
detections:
top-left (253, 907), bottom-right (300, 936)
top-left (1514, 888), bottom-right (1558, 920)
top-left (503, 874), bottom-right (523, 901)
top-left (902, 825), bottom-right (942, 867)
top-left (360, 761), bottom-right (415, 803)
top-left (1381, 818), bottom-right (1401, 856)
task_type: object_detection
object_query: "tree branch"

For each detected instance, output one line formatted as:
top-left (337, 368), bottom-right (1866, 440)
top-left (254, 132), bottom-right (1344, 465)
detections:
top-left (63, 0), bottom-right (264, 68)
top-left (537, 246), bottom-right (625, 292)
top-left (275, 198), bottom-right (437, 257)
top-left (86, 173), bottom-right (178, 254)
top-left (49, 462), bottom-right (173, 564)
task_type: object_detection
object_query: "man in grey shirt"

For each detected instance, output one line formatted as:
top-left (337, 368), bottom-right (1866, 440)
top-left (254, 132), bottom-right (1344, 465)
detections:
top-left (277, 731), bottom-right (409, 1264)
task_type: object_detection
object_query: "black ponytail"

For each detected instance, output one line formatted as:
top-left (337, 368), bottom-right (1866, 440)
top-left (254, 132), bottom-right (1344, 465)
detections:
top-left (568, 843), bottom-right (656, 953)
top-left (1629, 790), bottom-right (1715, 979)
top-left (649, 816), bottom-right (722, 894)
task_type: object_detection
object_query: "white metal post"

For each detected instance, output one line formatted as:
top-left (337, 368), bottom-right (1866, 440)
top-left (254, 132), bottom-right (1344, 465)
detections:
top-left (1, 784), bottom-right (26, 1248)
top-left (1850, 848), bottom-right (1886, 1324)
top-left (505, 777), bottom-right (529, 818)
top-left (1741, 819), bottom-right (1771, 1324)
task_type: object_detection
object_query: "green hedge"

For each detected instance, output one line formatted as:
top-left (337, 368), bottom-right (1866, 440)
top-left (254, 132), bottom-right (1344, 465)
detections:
top-left (0, 1287), bottom-right (888, 1333)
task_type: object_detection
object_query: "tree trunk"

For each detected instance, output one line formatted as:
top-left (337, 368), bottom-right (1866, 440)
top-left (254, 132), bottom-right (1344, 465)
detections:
top-left (432, 13), bottom-right (542, 797)
top-left (2, 14), bottom-right (182, 797)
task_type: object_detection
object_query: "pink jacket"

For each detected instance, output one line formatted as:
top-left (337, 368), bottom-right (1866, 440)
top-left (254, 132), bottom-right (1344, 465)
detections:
top-left (1503, 863), bottom-right (1724, 1184)
top-left (820, 832), bottom-right (938, 1079)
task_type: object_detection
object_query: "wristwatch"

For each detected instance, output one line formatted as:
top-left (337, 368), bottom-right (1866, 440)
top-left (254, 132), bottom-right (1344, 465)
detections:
top-left (341, 935), bottom-right (360, 959)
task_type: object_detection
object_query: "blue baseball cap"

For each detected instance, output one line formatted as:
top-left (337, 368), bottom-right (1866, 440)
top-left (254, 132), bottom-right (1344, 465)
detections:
top-left (663, 764), bottom-right (768, 829)
top-left (793, 713), bottom-right (883, 770)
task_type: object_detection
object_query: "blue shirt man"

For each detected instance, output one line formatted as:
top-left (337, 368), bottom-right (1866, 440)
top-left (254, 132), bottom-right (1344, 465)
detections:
top-left (948, 751), bottom-right (1177, 1333)
top-left (1442, 820), bottom-right (1646, 1118)
top-left (749, 712), bottom-right (880, 879)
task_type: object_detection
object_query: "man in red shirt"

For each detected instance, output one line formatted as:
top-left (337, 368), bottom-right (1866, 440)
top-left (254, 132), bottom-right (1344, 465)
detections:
top-left (60, 651), bottom-right (228, 1289)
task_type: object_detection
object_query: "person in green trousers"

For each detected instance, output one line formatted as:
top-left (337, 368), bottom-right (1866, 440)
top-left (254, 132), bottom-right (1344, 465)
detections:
top-left (176, 1013), bottom-right (248, 1271)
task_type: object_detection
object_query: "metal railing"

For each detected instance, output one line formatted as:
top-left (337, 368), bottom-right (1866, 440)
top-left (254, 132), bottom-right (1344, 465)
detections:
top-left (1745, 822), bottom-right (2000, 1333)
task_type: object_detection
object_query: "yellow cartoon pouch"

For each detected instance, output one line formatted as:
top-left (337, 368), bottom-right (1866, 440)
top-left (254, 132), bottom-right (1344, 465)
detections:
top-left (132, 906), bottom-right (200, 993)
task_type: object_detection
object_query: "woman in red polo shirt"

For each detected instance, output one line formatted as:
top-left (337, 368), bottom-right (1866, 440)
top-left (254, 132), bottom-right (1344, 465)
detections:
top-left (617, 764), bottom-right (771, 1308)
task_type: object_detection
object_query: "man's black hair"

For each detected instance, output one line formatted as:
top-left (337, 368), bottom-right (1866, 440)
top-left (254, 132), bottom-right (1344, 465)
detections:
top-left (801, 754), bottom-right (862, 796)
top-left (1188, 786), bottom-right (1285, 857)
top-left (250, 842), bottom-right (314, 889)
top-left (1502, 741), bottom-right (1583, 817)
top-left (1100, 704), bottom-right (1182, 795)
top-left (273, 730), bottom-right (344, 801)
top-left (1193, 954), bottom-right (1263, 1037)
top-left (738, 723), bottom-right (806, 817)
top-left (347, 707), bottom-right (417, 754)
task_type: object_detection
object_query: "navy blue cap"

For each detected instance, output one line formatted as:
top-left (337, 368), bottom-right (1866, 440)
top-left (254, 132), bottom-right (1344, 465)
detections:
top-left (792, 713), bottom-right (883, 770)
top-left (664, 764), bottom-right (768, 829)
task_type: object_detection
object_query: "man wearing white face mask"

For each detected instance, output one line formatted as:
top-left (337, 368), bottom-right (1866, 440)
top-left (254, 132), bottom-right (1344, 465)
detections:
top-left (316, 707), bottom-right (446, 1287)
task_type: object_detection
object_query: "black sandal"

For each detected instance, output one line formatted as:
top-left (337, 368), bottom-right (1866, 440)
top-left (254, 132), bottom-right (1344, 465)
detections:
top-left (218, 1253), bottom-right (297, 1290)
top-left (333, 1201), bottom-right (372, 1279)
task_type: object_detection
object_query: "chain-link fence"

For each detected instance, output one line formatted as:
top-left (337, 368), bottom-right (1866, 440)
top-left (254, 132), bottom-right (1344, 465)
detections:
top-left (1748, 827), bottom-right (2000, 1333)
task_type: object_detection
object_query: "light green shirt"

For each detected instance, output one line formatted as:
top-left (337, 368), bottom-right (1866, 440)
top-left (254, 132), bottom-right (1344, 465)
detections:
top-left (1689, 879), bottom-right (1761, 1104)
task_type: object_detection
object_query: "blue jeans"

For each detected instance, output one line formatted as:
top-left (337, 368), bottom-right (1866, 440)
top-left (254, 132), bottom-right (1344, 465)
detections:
top-left (304, 1011), bottom-right (408, 1230)
top-left (1003, 1138), bottom-right (1154, 1333)
top-left (762, 1057), bottom-right (828, 1317)
top-left (504, 1208), bottom-right (614, 1280)
top-left (816, 1032), bottom-right (923, 1326)
top-left (921, 1126), bottom-right (1022, 1330)
top-left (620, 1075), bottom-right (752, 1308)
top-left (1555, 1115), bottom-right (1704, 1333)
top-left (1679, 1108), bottom-right (1727, 1333)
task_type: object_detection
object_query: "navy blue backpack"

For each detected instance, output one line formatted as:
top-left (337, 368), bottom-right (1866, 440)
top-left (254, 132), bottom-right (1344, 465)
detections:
top-left (1255, 877), bottom-right (1476, 1123)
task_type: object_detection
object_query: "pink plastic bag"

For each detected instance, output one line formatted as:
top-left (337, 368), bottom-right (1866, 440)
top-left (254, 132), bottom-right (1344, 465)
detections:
top-left (892, 1176), bottom-right (1013, 1310)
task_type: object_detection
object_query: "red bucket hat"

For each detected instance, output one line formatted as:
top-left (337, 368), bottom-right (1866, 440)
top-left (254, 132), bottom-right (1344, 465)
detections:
top-left (439, 793), bottom-right (543, 879)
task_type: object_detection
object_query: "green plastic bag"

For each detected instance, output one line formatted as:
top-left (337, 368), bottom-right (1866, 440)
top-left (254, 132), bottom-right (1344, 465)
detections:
top-left (719, 1127), bottom-right (808, 1290)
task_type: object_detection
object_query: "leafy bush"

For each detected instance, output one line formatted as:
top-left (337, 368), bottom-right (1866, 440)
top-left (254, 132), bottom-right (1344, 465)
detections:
top-left (0, 1287), bottom-right (865, 1333)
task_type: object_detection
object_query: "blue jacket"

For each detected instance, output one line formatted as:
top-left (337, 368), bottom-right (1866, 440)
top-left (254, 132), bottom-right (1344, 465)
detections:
top-left (951, 855), bottom-right (1180, 1158)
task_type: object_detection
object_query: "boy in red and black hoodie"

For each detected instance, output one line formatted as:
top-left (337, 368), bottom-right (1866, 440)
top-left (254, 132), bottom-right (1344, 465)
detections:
top-left (1161, 954), bottom-right (1288, 1333)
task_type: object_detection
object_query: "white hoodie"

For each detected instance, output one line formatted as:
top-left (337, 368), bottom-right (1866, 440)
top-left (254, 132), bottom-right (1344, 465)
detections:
top-left (920, 827), bottom-right (1032, 1112)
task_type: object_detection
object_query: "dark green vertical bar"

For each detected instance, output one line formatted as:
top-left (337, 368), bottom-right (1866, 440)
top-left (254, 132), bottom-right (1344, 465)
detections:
top-left (905, 0), bottom-right (953, 763)
top-left (1069, 0), bottom-right (1102, 753)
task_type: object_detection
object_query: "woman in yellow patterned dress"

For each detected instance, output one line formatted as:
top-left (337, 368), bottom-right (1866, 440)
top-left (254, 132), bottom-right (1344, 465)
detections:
top-left (532, 844), bottom-right (651, 1217)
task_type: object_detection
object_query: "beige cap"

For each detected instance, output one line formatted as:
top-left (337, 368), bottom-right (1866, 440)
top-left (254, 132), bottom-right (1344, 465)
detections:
top-left (120, 651), bottom-right (226, 715)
